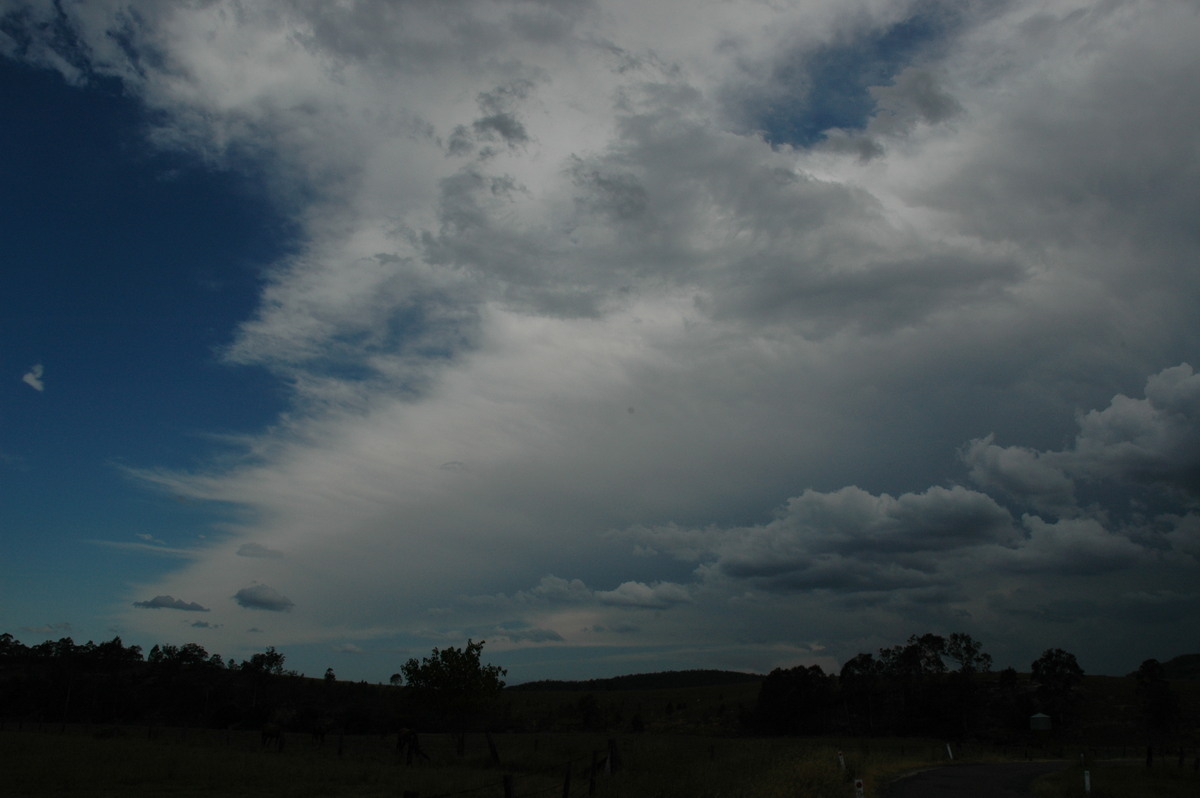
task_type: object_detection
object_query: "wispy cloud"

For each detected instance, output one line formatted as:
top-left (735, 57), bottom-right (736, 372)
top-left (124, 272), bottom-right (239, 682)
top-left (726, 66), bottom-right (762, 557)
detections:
top-left (90, 539), bottom-right (197, 558)
top-left (20, 622), bottom-right (71, 636)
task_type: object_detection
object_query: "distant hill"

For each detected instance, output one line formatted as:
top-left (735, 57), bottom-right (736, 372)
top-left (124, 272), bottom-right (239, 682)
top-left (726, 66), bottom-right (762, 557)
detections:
top-left (1162, 653), bottom-right (1200, 680)
top-left (508, 669), bottom-right (763, 691)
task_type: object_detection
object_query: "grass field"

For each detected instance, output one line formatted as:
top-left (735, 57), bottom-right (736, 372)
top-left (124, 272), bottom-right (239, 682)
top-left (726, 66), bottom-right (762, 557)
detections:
top-left (5, 725), bottom-right (1196, 797)
top-left (1034, 760), bottom-right (1200, 798)
top-left (0, 726), bottom-right (981, 797)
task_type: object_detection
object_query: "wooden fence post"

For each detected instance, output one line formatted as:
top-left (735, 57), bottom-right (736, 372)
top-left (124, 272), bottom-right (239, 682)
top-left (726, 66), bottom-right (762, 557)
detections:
top-left (562, 761), bottom-right (572, 798)
top-left (503, 774), bottom-right (514, 798)
top-left (487, 731), bottom-right (501, 765)
top-left (590, 751), bottom-right (598, 795)
top-left (607, 738), bottom-right (622, 773)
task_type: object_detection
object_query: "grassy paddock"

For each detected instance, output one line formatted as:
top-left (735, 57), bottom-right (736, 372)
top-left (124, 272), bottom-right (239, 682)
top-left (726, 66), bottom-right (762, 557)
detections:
top-left (0, 727), bottom-right (1087, 798)
top-left (1034, 760), bottom-right (1200, 798)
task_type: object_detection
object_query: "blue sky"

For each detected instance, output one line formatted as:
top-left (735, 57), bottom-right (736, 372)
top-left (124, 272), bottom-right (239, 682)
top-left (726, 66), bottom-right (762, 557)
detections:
top-left (3, 0), bottom-right (1200, 684)
top-left (2, 56), bottom-right (288, 643)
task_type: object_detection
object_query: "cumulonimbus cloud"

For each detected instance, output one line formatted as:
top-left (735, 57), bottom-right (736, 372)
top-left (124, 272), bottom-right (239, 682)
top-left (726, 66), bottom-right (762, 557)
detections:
top-left (11, 0), bottom-right (1197, 678)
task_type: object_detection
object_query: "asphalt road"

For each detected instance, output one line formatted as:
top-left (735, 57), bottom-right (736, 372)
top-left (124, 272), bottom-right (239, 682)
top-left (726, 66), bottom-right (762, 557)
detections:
top-left (886, 761), bottom-right (1071, 798)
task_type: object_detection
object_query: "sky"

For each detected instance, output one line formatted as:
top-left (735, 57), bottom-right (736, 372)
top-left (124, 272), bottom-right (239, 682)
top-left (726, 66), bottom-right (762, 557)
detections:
top-left (2, 0), bottom-right (1199, 685)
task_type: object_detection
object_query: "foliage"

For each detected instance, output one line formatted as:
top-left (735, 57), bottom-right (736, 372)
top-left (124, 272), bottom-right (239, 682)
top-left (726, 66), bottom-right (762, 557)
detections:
top-left (753, 665), bottom-right (835, 734)
top-left (1135, 659), bottom-right (1178, 738)
top-left (400, 639), bottom-right (506, 711)
top-left (1032, 648), bottom-right (1085, 726)
top-left (946, 632), bottom-right (993, 675)
top-left (399, 639), bottom-right (507, 743)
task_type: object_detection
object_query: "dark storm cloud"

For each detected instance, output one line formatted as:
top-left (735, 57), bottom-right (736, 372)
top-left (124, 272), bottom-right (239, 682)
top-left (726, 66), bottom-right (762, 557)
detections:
top-left (962, 436), bottom-right (1077, 515)
top-left (134, 595), bottom-right (210, 612)
top-left (233, 585), bottom-right (295, 612)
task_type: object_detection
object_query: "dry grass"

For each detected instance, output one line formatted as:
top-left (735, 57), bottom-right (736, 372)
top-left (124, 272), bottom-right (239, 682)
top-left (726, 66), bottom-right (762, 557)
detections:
top-left (0, 727), bottom-right (1071, 798)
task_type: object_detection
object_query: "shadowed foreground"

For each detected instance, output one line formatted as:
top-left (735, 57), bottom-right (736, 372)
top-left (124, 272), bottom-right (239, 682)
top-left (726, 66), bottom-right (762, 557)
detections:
top-left (888, 762), bottom-right (1069, 798)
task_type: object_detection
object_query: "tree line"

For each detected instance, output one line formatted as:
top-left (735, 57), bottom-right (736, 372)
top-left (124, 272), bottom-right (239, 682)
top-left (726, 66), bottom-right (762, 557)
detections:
top-left (0, 632), bottom-right (512, 742)
top-left (1, 630), bottom-right (1185, 744)
top-left (749, 632), bottom-right (1182, 743)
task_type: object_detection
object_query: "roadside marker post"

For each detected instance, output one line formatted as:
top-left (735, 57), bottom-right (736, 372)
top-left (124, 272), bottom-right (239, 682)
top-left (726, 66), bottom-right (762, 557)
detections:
top-left (1084, 770), bottom-right (1091, 795)
top-left (854, 778), bottom-right (865, 798)
top-left (838, 750), bottom-right (846, 771)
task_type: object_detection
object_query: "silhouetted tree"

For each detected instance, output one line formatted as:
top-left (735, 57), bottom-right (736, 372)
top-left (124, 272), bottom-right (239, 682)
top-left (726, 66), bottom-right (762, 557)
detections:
top-left (753, 664), bottom-right (834, 734)
top-left (1134, 658), bottom-right (1177, 740)
top-left (945, 632), bottom-right (992, 675)
top-left (400, 639), bottom-right (506, 752)
top-left (839, 652), bottom-right (882, 734)
top-left (1031, 648), bottom-right (1083, 727)
top-left (242, 647), bottom-right (287, 676)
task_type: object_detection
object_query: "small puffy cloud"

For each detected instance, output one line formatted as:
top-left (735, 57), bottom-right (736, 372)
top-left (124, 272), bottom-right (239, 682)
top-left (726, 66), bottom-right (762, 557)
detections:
top-left (333, 643), bottom-right (364, 654)
top-left (234, 584), bottom-right (295, 612)
top-left (237, 542), bottom-right (284, 559)
top-left (500, 627), bottom-right (565, 643)
top-left (190, 620), bottom-right (220, 628)
top-left (133, 595), bottom-right (210, 611)
top-left (22, 364), bottom-right (44, 391)
top-left (595, 581), bottom-right (691, 609)
top-left (519, 576), bottom-right (593, 604)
